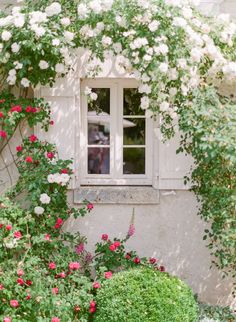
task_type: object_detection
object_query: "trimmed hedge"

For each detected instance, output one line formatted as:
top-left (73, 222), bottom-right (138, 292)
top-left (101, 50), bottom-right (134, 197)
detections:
top-left (94, 267), bottom-right (198, 322)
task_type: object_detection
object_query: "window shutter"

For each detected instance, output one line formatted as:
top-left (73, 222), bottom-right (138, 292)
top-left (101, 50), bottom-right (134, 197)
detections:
top-left (34, 77), bottom-right (79, 189)
top-left (158, 131), bottom-right (194, 190)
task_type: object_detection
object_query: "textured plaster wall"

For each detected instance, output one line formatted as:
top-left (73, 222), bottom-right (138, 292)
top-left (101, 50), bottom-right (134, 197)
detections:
top-left (0, 0), bottom-right (236, 307)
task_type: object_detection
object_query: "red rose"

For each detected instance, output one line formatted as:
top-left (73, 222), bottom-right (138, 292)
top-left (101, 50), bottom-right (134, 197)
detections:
top-left (29, 135), bottom-right (37, 142)
top-left (26, 293), bottom-right (31, 300)
top-left (31, 107), bottom-right (37, 113)
top-left (54, 218), bottom-right (63, 229)
top-left (0, 131), bottom-right (7, 138)
top-left (50, 120), bottom-right (54, 125)
top-left (52, 287), bottom-right (59, 295)
top-left (14, 231), bottom-right (22, 239)
top-left (102, 234), bottom-right (108, 241)
top-left (90, 300), bottom-right (96, 308)
top-left (3, 317), bottom-right (11, 322)
top-left (90, 307), bottom-right (96, 313)
top-left (49, 262), bottom-right (56, 270)
top-left (59, 272), bottom-right (66, 278)
top-left (10, 300), bottom-right (19, 308)
top-left (93, 281), bottom-right (100, 289)
top-left (0, 111), bottom-right (4, 118)
top-left (11, 105), bottom-right (22, 113)
top-left (109, 244), bottom-right (116, 252)
top-left (0, 284), bottom-right (4, 290)
top-left (47, 152), bottom-right (54, 159)
top-left (60, 168), bottom-right (68, 174)
top-left (25, 106), bottom-right (32, 113)
top-left (68, 262), bottom-right (80, 270)
top-left (17, 278), bottom-right (24, 285)
top-left (26, 280), bottom-right (32, 286)
top-left (159, 265), bottom-right (165, 272)
top-left (104, 271), bottom-right (113, 279)
top-left (51, 317), bottom-right (60, 322)
top-left (6, 225), bottom-right (12, 231)
top-left (17, 269), bottom-right (24, 276)
top-left (87, 203), bottom-right (94, 210)
top-left (16, 145), bottom-right (23, 152)
top-left (25, 156), bottom-right (33, 163)
top-left (113, 241), bottom-right (120, 248)
top-left (0, 224), bottom-right (3, 229)
top-left (149, 257), bottom-right (157, 264)
top-left (133, 257), bottom-right (141, 264)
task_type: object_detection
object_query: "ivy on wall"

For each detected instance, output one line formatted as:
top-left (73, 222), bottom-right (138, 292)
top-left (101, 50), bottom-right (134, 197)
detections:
top-left (0, 0), bottom-right (235, 288)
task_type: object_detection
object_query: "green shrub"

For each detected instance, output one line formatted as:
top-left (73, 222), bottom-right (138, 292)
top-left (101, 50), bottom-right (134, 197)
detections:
top-left (94, 267), bottom-right (198, 322)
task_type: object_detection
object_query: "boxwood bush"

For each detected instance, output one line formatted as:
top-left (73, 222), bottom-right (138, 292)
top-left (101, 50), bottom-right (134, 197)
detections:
top-left (94, 267), bottom-right (198, 322)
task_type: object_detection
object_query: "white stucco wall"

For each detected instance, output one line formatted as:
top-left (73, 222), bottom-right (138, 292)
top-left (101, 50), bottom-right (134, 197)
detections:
top-left (0, 0), bottom-right (236, 308)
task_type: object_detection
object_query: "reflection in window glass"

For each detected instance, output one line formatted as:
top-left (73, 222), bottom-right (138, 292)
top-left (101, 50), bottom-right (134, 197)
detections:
top-left (123, 148), bottom-right (145, 174)
top-left (123, 88), bottom-right (144, 116)
top-left (123, 118), bottom-right (145, 145)
top-left (88, 123), bottom-right (110, 145)
top-left (88, 148), bottom-right (110, 174)
top-left (88, 88), bottom-right (110, 114)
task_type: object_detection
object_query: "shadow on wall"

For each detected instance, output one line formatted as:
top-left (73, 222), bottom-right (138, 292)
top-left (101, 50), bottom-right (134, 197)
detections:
top-left (64, 190), bottom-right (236, 308)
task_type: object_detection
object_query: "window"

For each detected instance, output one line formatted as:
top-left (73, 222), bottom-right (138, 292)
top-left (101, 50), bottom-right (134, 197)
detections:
top-left (79, 79), bottom-right (155, 186)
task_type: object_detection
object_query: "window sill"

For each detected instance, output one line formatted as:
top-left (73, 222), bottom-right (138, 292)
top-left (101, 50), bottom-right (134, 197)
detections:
top-left (73, 186), bottom-right (159, 205)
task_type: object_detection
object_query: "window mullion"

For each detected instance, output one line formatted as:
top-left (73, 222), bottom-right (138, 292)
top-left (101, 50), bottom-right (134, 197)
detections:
top-left (114, 81), bottom-right (123, 179)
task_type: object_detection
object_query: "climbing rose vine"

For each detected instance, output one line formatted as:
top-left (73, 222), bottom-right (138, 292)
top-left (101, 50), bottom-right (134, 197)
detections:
top-left (0, 0), bottom-right (235, 294)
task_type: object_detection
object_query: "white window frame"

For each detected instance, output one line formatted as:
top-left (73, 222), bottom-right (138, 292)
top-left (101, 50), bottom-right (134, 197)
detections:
top-left (78, 78), bottom-right (157, 186)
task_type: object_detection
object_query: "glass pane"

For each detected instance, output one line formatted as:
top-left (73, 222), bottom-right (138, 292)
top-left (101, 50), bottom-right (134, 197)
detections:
top-left (123, 148), bottom-right (145, 174)
top-left (88, 148), bottom-right (110, 174)
top-left (123, 88), bottom-right (144, 116)
top-left (88, 88), bottom-right (110, 114)
top-left (88, 123), bottom-right (110, 145)
top-left (123, 118), bottom-right (145, 145)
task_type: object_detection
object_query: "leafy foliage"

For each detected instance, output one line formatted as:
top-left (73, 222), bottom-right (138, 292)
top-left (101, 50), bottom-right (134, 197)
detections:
top-left (94, 267), bottom-right (198, 322)
top-left (198, 302), bottom-right (236, 322)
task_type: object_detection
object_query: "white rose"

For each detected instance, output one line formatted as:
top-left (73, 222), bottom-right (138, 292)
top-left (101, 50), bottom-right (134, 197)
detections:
top-left (55, 63), bottom-right (65, 73)
top-left (39, 60), bottom-right (49, 70)
top-left (64, 31), bottom-right (74, 42)
top-left (159, 63), bottom-right (169, 74)
top-left (13, 14), bottom-right (25, 28)
top-left (34, 206), bottom-right (45, 215)
top-left (45, 2), bottom-right (62, 17)
top-left (2, 30), bottom-right (12, 41)
top-left (52, 38), bottom-right (60, 46)
top-left (30, 24), bottom-right (46, 37)
top-left (148, 20), bottom-right (160, 32)
top-left (84, 86), bottom-right (92, 95)
top-left (102, 35), bottom-right (112, 46)
top-left (47, 174), bottom-right (55, 183)
top-left (60, 173), bottom-right (70, 183)
top-left (21, 78), bottom-right (30, 87)
top-left (54, 173), bottom-right (62, 184)
top-left (173, 17), bottom-right (187, 28)
top-left (160, 101), bottom-right (170, 112)
top-left (14, 61), bottom-right (23, 69)
top-left (29, 11), bottom-right (47, 24)
top-left (60, 17), bottom-right (70, 26)
top-left (138, 84), bottom-right (151, 94)
top-left (190, 48), bottom-right (203, 63)
top-left (40, 193), bottom-right (51, 204)
top-left (113, 42), bottom-right (122, 54)
top-left (141, 96), bottom-right (150, 110)
top-left (90, 92), bottom-right (98, 101)
top-left (77, 4), bottom-right (89, 19)
top-left (89, 1), bottom-right (102, 14)
top-left (11, 42), bottom-right (20, 53)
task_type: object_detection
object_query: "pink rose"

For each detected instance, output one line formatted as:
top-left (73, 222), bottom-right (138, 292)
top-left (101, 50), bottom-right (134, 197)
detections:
top-left (49, 262), bottom-right (56, 270)
top-left (90, 300), bottom-right (96, 308)
top-left (90, 307), bottom-right (96, 313)
top-left (104, 271), bottom-right (113, 279)
top-left (10, 300), bottom-right (19, 308)
top-left (44, 234), bottom-right (51, 241)
top-left (51, 318), bottom-right (60, 322)
top-left (29, 135), bottom-right (37, 142)
top-left (0, 284), bottom-right (4, 290)
top-left (0, 111), bottom-right (3, 118)
top-left (68, 262), bottom-right (80, 270)
top-left (133, 257), bottom-right (140, 264)
top-left (0, 131), bottom-right (7, 138)
top-left (50, 120), bottom-right (54, 125)
top-left (31, 107), bottom-right (37, 113)
top-left (11, 105), bottom-right (22, 113)
top-left (5, 225), bottom-right (12, 231)
top-left (14, 231), bottom-right (22, 239)
top-left (47, 152), bottom-right (54, 159)
top-left (3, 317), bottom-right (11, 322)
top-left (25, 106), bottom-right (32, 113)
top-left (17, 269), bottom-right (24, 276)
top-left (109, 244), bottom-right (116, 252)
top-left (16, 145), bottom-right (22, 152)
top-left (113, 241), bottom-right (120, 248)
top-left (59, 272), bottom-right (66, 278)
top-left (75, 243), bottom-right (84, 254)
top-left (52, 287), bottom-right (59, 295)
top-left (87, 203), bottom-right (94, 210)
top-left (102, 234), bottom-right (108, 241)
top-left (25, 156), bottom-right (33, 163)
top-left (54, 218), bottom-right (63, 229)
top-left (93, 281), bottom-right (101, 289)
